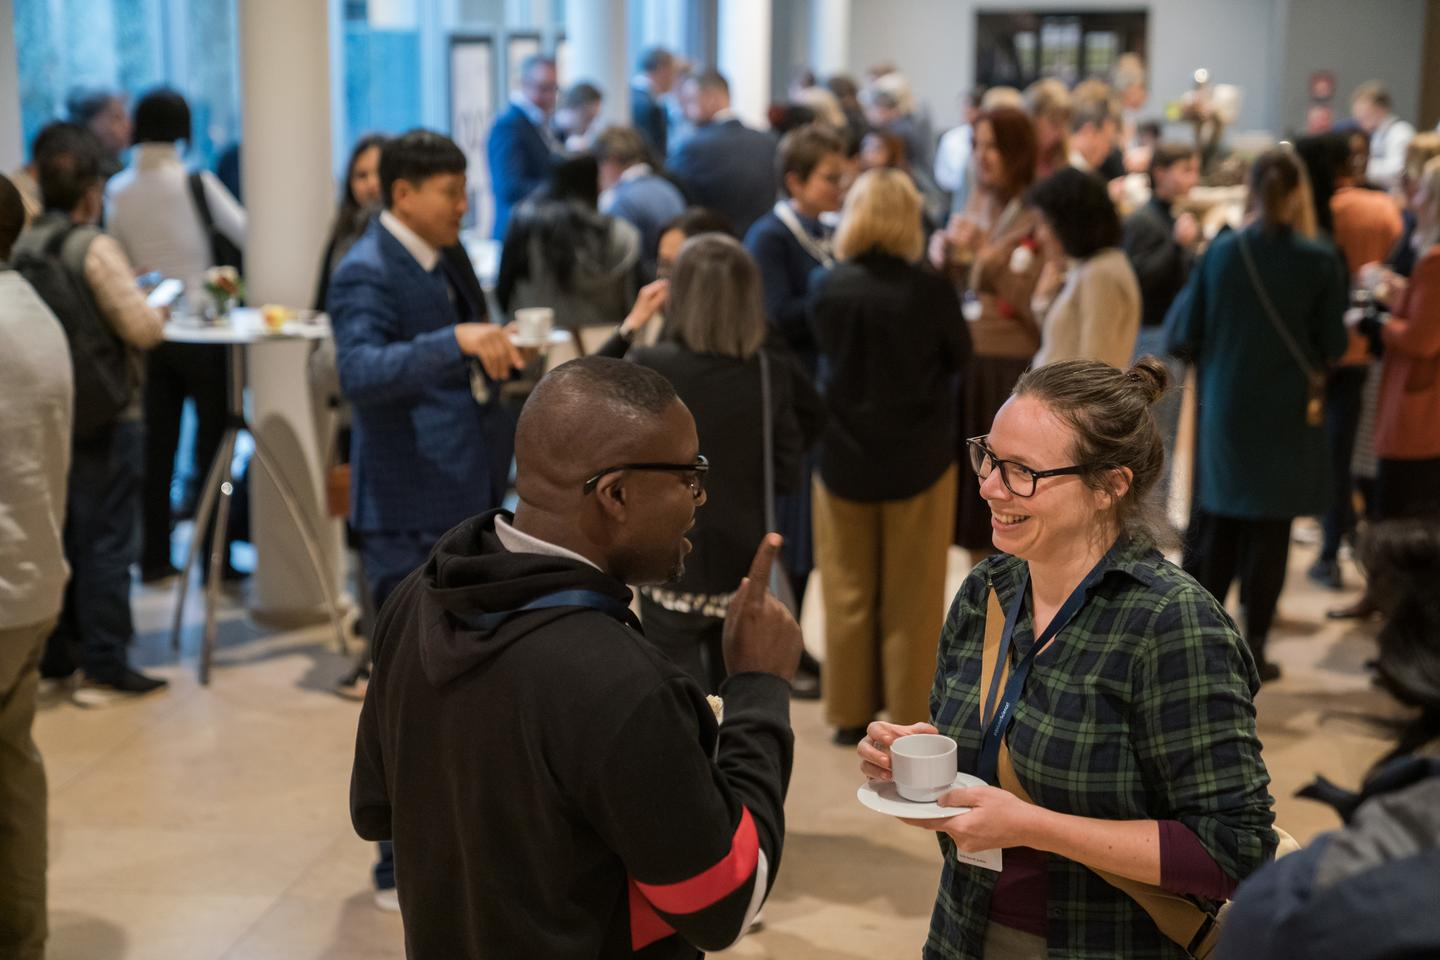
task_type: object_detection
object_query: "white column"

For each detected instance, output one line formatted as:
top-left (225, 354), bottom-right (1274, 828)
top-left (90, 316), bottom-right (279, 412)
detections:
top-left (718, 0), bottom-right (772, 130)
top-left (0, 0), bottom-right (22, 172)
top-left (565, 0), bottom-right (631, 127)
top-left (238, 0), bottom-right (347, 623)
top-left (809, 0), bottom-right (850, 79)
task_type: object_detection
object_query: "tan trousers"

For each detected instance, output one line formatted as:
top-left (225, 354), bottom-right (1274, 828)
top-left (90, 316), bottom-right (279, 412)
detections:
top-left (813, 465), bottom-right (957, 728)
top-left (0, 618), bottom-right (53, 960)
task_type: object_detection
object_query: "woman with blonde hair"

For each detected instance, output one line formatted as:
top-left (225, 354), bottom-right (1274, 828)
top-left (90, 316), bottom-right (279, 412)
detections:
top-left (807, 169), bottom-right (972, 743)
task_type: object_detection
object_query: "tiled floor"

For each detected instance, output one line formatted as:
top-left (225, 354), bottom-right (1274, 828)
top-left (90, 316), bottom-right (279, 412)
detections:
top-left (35, 528), bottom-right (1398, 960)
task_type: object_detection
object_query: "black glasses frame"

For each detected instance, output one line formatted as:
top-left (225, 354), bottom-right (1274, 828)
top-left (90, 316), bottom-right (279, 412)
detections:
top-left (965, 436), bottom-right (1086, 498)
top-left (583, 455), bottom-right (710, 498)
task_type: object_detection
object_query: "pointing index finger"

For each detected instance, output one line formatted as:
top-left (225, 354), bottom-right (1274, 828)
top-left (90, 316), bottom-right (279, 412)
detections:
top-left (745, 533), bottom-right (783, 589)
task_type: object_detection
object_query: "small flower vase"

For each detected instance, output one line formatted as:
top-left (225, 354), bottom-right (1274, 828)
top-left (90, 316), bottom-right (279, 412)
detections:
top-left (205, 295), bottom-right (235, 324)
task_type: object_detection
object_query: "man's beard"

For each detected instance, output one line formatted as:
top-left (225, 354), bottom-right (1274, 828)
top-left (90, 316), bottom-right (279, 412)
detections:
top-left (665, 557), bottom-right (687, 583)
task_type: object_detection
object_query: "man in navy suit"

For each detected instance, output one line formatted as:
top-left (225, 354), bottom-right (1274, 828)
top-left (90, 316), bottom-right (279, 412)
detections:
top-left (487, 55), bottom-right (560, 240)
top-left (667, 70), bottom-right (777, 238)
top-left (329, 129), bottom-right (523, 907)
top-left (630, 46), bottom-right (677, 161)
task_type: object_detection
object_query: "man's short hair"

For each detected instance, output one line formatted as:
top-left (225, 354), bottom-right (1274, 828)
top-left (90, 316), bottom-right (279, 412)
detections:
top-left (35, 123), bottom-right (103, 213)
top-left (1070, 80), bottom-right (1116, 132)
top-left (28, 120), bottom-right (77, 164)
top-left (1352, 80), bottom-right (1392, 110)
top-left (379, 129), bottom-right (467, 208)
top-left (524, 357), bottom-right (679, 430)
top-left (638, 46), bottom-right (673, 74)
top-left (519, 54), bottom-right (556, 82)
top-left (777, 123), bottom-right (845, 195)
top-left (0, 174), bottom-right (25, 260)
top-left (132, 87), bottom-right (191, 144)
top-left (593, 126), bottom-right (650, 168)
top-left (66, 86), bottom-right (122, 127)
top-left (560, 82), bottom-right (603, 111)
top-left (1148, 142), bottom-right (1198, 186)
top-left (688, 70), bottom-right (730, 96)
top-left (660, 207), bottom-right (735, 240)
top-left (1025, 78), bottom-right (1071, 122)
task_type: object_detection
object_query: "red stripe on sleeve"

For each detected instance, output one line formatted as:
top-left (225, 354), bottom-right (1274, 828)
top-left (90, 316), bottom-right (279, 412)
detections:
top-left (629, 880), bottom-right (676, 951)
top-left (633, 806), bottom-right (760, 916)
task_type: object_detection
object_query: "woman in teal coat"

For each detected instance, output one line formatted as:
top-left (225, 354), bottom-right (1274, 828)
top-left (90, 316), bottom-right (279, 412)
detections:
top-left (1166, 148), bottom-right (1347, 681)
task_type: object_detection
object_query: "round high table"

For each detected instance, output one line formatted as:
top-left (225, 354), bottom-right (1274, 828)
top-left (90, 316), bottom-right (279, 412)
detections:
top-left (164, 309), bottom-right (351, 684)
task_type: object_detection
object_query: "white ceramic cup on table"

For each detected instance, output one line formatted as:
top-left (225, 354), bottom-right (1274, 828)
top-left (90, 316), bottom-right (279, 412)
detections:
top-left (890, 733), bottom-right (959, 802)
top-left (513, 307), bottom-right (555, 345)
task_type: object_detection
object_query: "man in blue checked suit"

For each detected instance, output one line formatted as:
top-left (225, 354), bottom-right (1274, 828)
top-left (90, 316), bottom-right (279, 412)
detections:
top-left (487, 54), bottom-right (560, 241)
top-left (329, 128), bottom-right (524, 907)
top-left (331, 128), bottom-right (523, 586)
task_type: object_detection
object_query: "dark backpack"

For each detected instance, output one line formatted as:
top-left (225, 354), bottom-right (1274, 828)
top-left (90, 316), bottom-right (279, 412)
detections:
top-left (10, 224), bottom-right (131, 440)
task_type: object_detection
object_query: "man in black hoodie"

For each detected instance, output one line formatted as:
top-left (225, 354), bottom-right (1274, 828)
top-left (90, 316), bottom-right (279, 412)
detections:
top-left (351, 356), bottom-right (802, 958)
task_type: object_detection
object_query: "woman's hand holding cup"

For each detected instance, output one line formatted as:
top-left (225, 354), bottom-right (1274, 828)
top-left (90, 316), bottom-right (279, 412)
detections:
top-left (857, 720), bottom-right (940, 782)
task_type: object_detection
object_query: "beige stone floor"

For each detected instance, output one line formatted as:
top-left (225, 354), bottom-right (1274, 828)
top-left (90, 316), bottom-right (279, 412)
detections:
top-left (35, 525), bottom-right (1399, 960)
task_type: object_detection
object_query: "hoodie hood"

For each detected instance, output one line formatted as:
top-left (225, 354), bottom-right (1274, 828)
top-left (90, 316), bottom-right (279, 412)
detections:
top-left (416, 510), bottom-right (634, 687)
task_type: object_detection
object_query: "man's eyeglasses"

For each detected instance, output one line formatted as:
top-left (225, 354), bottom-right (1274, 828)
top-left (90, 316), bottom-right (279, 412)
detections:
top-left (965, 436), bottom-right (1085, 498)
top-left (583, 455), bottom-right (710, 499)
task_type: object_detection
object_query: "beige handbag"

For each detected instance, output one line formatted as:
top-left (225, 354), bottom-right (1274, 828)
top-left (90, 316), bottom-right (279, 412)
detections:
top-left (979, 589), bottom-right (1297, 959)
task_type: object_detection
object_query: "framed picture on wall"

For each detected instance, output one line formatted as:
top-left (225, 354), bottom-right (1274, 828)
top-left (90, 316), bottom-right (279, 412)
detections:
top-left (450, 35), bottom-right (495, 235)
top-left (975, 10), bottom-right (1147, 90)
top-left (506, 32), bottom-right (542, 95)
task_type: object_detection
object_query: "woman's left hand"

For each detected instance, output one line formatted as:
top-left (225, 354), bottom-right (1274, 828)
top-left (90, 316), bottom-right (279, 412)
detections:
top-left (900, 785), bottom-right (1047, 853)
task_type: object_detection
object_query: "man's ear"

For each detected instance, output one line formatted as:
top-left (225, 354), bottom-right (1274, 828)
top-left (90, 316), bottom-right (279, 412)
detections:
top-left (594, 474), bottom-right (628, 522)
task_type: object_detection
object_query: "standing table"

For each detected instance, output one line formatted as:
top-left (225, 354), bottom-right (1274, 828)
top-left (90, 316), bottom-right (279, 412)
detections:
top-left (165, 309), bottom-right (350, 683)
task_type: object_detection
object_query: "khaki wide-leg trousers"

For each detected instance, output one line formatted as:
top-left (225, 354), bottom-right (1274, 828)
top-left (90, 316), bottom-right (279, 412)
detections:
top-left (814, 465), bottom-right (957, 729)
top-left (0, 617), bottom-right (53, 960)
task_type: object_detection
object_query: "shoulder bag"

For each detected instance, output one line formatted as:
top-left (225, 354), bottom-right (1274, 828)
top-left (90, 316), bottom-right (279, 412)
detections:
top-left (1236, 233), bottom-right (1325, 427)
top-left (758, 349), bottom-right (800, 616)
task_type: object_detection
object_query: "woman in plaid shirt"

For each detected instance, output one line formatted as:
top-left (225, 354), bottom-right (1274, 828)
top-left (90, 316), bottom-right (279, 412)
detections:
top-left (859, 358), bottom-right (1277, 959)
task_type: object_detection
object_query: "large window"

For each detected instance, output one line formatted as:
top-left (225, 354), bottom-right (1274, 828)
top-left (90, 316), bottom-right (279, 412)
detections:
top-left (15, 0), bottom-right (241, 170)
top-left (975, 10), bottom-right (1148, 90)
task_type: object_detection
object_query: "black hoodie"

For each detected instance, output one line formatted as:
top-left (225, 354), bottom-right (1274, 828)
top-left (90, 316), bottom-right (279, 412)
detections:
top-left (351, 510), bottom-right (794, 958)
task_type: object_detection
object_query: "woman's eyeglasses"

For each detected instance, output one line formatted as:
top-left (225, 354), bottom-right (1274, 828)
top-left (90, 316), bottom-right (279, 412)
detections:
top-left (583, 455), bottom-right (710, 500)
top-left (965, 436), bottom-right (1085, 498)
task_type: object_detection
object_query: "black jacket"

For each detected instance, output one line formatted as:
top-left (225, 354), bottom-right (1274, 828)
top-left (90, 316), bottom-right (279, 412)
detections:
top-left (1123, 197), bottom-right (1193, 329)
top-left (807, 253), bottom-right (972, 501)
top-left (629, 341), bottom-right (824, 595)
top-left (350, 511), bottom-right (794, 958)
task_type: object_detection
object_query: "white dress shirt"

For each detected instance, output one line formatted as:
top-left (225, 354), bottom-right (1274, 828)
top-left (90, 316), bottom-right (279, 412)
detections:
top-left (379, 210), bottom-right (439, 272)
top-left (1368, 114), bottom-right (1417, 191)
top-left (104, 143), bottom-right (246, 310)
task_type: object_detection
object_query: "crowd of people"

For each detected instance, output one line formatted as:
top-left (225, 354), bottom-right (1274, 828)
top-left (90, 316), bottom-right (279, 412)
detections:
top-left (1, 40), bottom-right (1438, 960)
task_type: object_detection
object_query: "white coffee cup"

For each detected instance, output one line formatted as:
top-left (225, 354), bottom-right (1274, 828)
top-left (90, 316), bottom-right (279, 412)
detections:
top-left (890, 734), bottom-right (959, 802)
top-left (514, 307), bottom-right (555, 345)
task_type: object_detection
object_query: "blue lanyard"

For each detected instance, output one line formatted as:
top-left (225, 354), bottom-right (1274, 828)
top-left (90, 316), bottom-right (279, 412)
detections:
top-left (977, 561), bottom-right (1107, 785)
top-left (460, 589), bottom-right (642, 634)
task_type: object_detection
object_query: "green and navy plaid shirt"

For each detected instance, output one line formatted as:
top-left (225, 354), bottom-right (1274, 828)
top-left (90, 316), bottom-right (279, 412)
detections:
top-left (925, 540), bottom-right (1276, 960)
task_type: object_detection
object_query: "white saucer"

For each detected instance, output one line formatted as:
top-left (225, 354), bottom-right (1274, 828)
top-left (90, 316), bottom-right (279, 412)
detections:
top-left (856, 772), bottom-right (986, 819)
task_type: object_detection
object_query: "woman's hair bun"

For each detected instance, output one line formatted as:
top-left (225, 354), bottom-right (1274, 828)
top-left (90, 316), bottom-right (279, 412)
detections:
top-left (1125, 355), bottom-right (1170, 406)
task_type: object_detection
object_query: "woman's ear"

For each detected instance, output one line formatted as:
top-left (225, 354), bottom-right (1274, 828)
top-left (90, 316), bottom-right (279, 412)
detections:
top-left (1098, 466), bottom-right (1133, 511)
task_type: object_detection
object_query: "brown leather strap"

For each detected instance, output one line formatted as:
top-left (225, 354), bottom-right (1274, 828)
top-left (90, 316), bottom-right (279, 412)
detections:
top-left (979, 588), bottom-right (1216, 957)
